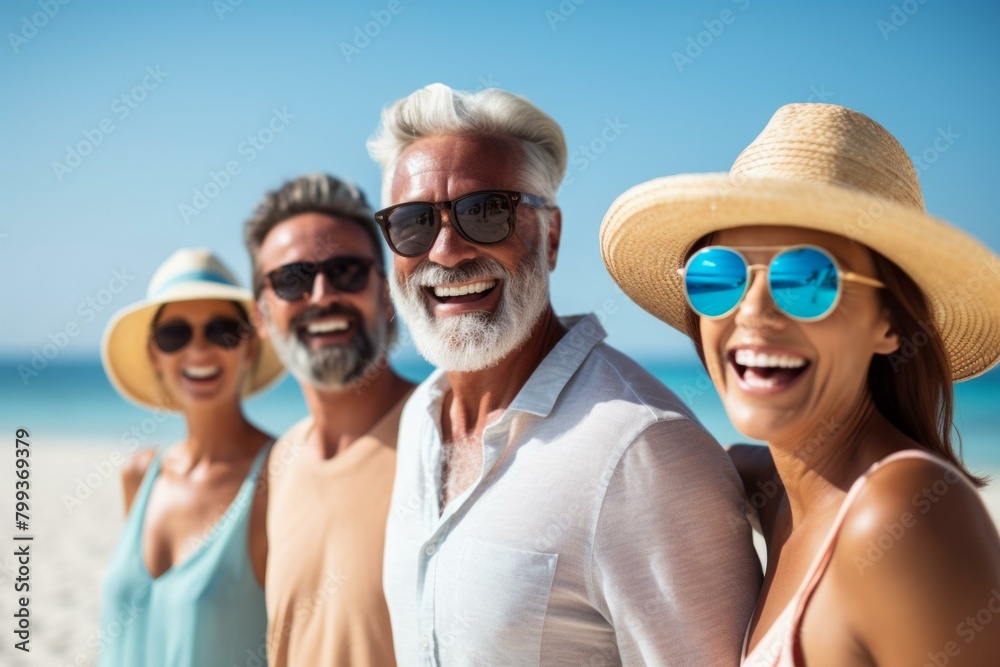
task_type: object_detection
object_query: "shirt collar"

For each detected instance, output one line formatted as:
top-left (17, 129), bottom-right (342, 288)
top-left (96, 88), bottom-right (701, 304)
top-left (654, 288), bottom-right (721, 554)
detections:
top-left (422, 313), bottom-right (607, 420)
top-left (509, 313), bottom-right (606, 417)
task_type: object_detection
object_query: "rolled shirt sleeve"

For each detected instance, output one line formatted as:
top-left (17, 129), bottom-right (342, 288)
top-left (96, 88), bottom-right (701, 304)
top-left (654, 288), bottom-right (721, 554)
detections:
top-left (590, 417), bottom-right (763, 666)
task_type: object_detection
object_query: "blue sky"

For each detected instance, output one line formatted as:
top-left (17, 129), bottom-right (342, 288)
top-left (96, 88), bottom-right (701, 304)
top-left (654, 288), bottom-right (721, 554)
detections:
top-left (2, 0), bottom-right (998, 366)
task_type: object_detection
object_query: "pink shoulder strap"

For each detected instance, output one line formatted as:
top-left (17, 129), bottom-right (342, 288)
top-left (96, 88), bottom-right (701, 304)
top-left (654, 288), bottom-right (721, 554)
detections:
top-left (787, 449), bottom-right (950, 662)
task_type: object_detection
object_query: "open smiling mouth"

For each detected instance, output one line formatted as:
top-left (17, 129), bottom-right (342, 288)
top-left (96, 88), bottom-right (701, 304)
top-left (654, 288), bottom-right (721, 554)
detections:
top-left (729, 349), bottom-right (811, 391)
top-left (181, 365), bottom-right (222, 383)
top-left (427, 279), bottom-right (498, 305)
top-left (299, 316), bottom-right (355, 343)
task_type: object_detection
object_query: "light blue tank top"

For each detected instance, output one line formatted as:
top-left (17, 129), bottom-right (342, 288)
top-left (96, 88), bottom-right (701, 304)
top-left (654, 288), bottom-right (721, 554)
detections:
top-left (99, 441), bottom-right (272, 667)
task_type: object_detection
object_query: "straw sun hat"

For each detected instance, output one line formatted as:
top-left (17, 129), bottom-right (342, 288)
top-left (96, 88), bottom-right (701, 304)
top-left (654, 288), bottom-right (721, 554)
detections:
top-left (600, 103), bottom-right (1000, 382)
top-left (101, 248), bottom-right (284, 410)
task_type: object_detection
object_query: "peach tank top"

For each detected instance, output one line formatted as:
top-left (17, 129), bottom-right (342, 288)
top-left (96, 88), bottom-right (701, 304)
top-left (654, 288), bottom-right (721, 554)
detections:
top-left (742, 450), bottom-right (950, 666)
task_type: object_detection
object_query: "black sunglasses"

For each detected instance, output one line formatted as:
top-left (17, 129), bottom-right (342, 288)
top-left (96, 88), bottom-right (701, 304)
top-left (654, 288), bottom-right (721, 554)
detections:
top-left (265, 255), bottom-right (379, 302)
top-left (152, 317), bottom-right (249, 353)
top-left (374, 190), bottom-right (550, 258)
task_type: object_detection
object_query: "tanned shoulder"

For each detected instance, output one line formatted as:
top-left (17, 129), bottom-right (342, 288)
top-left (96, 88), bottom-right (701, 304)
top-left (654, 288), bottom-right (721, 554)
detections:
top-left (831, 455), bottom-right (1000, 667)
top-left (120, 448), bottom-right (159, 516)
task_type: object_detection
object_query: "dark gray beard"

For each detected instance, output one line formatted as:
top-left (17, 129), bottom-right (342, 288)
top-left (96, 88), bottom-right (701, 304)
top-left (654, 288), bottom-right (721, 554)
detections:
top-left (265, 304), bottom-right (386, 391)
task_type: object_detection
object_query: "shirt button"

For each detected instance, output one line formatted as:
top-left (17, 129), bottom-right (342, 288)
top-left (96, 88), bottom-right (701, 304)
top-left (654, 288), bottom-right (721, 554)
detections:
top-left (425, 544), bottom-right (436, 555)
top-left (420, 637), bottom-right (430, 649)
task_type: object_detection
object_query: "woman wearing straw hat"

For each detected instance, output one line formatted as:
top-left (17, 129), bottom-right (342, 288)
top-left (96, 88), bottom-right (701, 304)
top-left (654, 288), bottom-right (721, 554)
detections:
top-left (98, 248), bottom-right (284, 666)
top-left (602, 104), bottom-right (1000, 666)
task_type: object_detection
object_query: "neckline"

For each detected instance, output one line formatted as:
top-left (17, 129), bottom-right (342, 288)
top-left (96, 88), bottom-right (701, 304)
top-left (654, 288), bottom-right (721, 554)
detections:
top-left (294, 389), bottom-right (411, 468)
top-left (742, 603), bottom-right (795, 663)
top-left (136, 440), bottom-right (272, 582)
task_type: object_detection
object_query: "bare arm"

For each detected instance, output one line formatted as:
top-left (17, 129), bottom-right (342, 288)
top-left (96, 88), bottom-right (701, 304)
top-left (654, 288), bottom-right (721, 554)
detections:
top-left (834, 458), bottom-right (1000, 666)
top-left (248, 446), bottom-right (271, 586)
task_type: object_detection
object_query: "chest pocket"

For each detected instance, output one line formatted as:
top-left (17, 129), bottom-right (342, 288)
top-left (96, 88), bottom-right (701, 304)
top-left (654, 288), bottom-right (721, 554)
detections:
top-left (439, 538), bottom-right (557, 665)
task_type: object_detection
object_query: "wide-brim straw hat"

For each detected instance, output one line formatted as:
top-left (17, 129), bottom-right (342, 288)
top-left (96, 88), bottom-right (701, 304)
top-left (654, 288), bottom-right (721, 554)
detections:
top-left (101, 248), bottom-right (285, 410)
top-left (601, 103), bottom-right (1000, 382)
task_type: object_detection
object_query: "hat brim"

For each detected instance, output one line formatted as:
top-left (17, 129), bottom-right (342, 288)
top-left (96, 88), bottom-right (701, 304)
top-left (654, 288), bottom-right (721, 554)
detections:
top-left (101, 284), bottom-right (285, 410)
top-left (600, 173), bottom-right (1000, 382)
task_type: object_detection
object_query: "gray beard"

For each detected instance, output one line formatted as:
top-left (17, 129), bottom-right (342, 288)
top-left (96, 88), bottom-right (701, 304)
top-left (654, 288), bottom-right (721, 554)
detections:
top-left (389, 238), bottom-right (551, 372)
top-left (264, 308), bottom-right (387, 391)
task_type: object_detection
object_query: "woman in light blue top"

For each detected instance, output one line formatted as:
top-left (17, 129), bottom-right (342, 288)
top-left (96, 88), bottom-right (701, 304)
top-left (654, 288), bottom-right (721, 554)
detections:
top-left (99, 248), bottom-right (285, 666)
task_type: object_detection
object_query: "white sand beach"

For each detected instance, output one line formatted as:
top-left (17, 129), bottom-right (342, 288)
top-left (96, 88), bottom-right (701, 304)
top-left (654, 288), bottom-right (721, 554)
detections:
top-left (2, 443), bottom-right (1000, 666)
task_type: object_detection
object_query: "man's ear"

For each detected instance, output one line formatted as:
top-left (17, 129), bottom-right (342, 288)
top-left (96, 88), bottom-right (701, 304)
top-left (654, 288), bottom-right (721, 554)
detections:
top-left (244, 330), bottom-right (260, 364)
top-left (382, 276), bottom-right (396, 324)
top-left (251, 299), bottom-right (271, 341)
top-left (546, 207), bottom-right (562, 272)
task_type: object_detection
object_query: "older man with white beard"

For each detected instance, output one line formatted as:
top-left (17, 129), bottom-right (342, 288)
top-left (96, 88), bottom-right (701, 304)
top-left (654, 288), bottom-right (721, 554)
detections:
top-left (244, 174), bottom-right (413, 667)
top-left (368, 84), bottom-right (762, 666)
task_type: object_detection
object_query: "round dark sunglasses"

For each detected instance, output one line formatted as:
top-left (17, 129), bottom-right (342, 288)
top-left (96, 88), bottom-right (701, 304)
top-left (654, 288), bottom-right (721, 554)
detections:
top-left (679, 245), bottom-right (885, 322)
top-left (265, 255), bottom-right (379, 302)
top-left (152, 317), bottom-right (250, 353)
top-left (374, 189), bottom-right (550, 258)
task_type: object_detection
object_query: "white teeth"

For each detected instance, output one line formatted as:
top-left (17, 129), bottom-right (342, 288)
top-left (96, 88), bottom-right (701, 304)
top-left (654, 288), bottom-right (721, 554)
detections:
top-left (734, 349), bottom-right (807, 369)
top-left (183, 365), bottom-right (220, 379)
top-left (305, 318), bottom-right (350, 334)
top-left (433, 280), bottom-right (497, 298)
top-left (743, 371), bottom-right (778, 389)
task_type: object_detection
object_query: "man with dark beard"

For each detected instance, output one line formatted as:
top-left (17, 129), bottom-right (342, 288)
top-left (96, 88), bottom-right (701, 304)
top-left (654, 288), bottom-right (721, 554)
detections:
top-left (243, 173), bottom-right (413, 667)
top-left (368, 85), bottom-right (761, 665)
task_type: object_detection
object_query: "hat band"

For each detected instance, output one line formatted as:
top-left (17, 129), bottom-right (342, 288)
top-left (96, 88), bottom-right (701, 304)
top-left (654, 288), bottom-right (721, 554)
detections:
top-left (149, 270), bottom-right (237, 298)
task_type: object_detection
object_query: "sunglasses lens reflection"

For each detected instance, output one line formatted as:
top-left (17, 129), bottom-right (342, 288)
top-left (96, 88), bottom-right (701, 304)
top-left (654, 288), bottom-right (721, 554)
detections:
top-left (387, 204), bottom-right (439, 256)
top-left (455, 192), bottom-right (512, 243)
top-left (769, 247), bottom-right (840, 320)
top-left (684, 247), bottom-right (749, 317)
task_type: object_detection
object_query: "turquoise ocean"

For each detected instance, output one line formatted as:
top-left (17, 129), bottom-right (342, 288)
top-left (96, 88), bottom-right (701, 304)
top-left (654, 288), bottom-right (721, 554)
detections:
top-left (4, 357), bottom-right (998, 471)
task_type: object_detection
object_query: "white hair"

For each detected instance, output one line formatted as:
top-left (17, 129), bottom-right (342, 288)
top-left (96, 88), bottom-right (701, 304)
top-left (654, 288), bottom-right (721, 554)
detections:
top-left (367, 83), bottom-right (567, 206)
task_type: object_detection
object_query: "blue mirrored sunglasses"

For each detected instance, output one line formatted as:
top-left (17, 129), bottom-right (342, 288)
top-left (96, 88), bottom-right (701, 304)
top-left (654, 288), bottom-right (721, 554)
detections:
top-left (679, 245), bottom-right (885, 322)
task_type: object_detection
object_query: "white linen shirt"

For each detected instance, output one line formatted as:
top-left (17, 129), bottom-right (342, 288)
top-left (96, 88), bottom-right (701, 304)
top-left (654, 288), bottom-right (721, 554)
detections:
top-left (383, 314), bottom-right (761, 666)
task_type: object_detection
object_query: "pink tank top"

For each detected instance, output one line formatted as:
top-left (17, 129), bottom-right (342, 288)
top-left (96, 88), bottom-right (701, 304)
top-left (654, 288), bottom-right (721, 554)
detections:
top-left (741, 450), bottom-right (954, 666)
